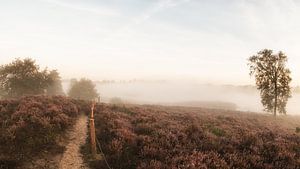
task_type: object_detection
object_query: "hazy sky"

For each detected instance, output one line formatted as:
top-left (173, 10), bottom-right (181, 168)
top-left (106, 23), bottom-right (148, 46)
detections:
top-left (1, 0), bottom-right (300, 85)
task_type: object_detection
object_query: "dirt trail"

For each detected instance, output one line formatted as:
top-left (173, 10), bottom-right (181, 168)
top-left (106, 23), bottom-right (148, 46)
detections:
top-left (58, 115), bottom-right (89, 169)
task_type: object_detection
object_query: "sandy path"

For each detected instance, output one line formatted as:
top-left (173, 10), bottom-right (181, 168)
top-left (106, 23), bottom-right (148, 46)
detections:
top-left (59, 115), bottom-right (89, 169)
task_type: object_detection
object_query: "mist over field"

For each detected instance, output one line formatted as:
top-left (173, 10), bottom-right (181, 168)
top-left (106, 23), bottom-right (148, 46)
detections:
top-left (2, 0), bottom-right (300, 168)
top-left (63, 80), bottom-right (300, 115)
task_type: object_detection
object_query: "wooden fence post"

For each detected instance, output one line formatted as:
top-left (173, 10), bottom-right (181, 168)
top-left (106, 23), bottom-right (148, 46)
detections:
top-left (90, 101), bottom-right (97, 158)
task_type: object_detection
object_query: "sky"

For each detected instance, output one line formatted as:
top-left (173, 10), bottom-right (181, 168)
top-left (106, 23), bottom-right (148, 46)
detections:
top-left (1, 0), bottom-right (300, 85)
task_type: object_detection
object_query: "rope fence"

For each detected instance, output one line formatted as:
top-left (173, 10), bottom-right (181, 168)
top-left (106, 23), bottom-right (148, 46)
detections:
top-left (95, 136), bottom-right (112, 169)
top-left (89, 100), bottom-right (113, 169)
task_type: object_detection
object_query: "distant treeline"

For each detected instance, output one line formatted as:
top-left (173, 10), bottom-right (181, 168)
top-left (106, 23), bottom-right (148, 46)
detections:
top-left (64, 79), bottom-right (167, 84)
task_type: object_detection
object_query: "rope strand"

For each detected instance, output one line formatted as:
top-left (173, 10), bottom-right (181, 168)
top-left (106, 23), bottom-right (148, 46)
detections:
top-left (95, 136), bottom-right (112, 169)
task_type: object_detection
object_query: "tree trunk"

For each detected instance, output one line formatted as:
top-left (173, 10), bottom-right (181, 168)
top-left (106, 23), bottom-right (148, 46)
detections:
top-left (274, 91), bottom-right (277, 116)
top-left (274, 71), bottom-right (277, 116)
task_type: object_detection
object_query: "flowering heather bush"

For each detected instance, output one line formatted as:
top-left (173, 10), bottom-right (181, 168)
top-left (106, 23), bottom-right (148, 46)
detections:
top-left (89, 105), bottom-right (300, 169)
top-left (0, 95), bottom-right (89, 168)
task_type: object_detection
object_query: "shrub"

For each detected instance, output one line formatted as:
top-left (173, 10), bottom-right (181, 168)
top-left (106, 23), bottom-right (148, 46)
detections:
top-left (110, 97), bottom-right (124, 105)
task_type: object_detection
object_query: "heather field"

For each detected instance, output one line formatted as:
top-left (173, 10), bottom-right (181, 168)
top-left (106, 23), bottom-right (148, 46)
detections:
top-left (86, 104), bottom-right (300, 169)
top-left (0, 96), bottom-right (90, 168)
top-left (1, 96), bottom-right (300, 169)
top-left (3, 1), bottom-right (300, 169)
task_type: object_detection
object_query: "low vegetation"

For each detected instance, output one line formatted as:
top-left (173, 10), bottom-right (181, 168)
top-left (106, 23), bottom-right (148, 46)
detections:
top-left (168, 101), bottom-right (237, 110)
top-left (0, 95), bottom-right (89, 168)
top-left (85, 104), bottom-right (300, 169)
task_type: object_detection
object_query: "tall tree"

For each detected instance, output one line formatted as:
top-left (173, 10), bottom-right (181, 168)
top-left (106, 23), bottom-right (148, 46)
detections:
top-left (248, 49), bottom-right (292, 116)
top-left (0, 58), bottom-right (64, 98)
top-left (68, 78), bottom-right (99, 101)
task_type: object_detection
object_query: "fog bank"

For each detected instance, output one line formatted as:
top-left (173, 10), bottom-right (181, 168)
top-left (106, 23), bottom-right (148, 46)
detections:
top-left (63, 81), bottom-right (300, 115)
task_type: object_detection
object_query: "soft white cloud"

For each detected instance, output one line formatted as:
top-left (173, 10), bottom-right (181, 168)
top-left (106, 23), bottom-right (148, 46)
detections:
top-left (40, 0), bottom-right (119, 16)
top-left (133, 0), bottom-right (191, 24)
top-left (0, 0), bottom-right (300, 85)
